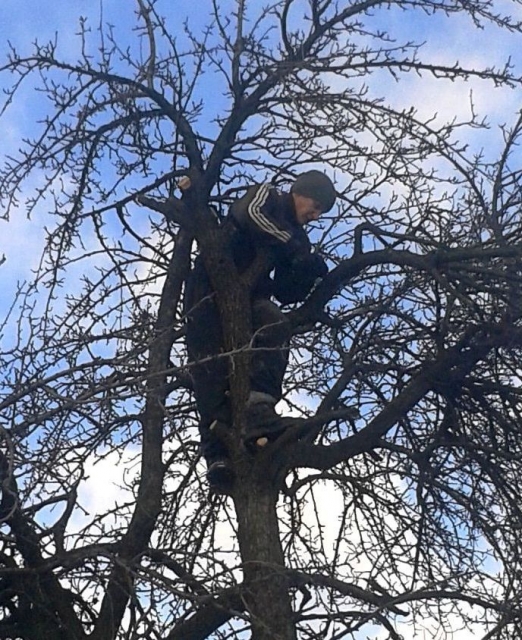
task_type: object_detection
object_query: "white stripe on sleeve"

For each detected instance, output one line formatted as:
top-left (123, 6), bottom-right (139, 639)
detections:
top-left (247, 184), bottom-right (292, 243)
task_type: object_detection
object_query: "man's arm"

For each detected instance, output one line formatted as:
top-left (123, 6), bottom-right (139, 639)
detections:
top-left (272, 252), bottom-right (328, 305)
top-left (230, 184), bottom-right (293, 245)
top-left (231, 183), bottom-right (328, 303)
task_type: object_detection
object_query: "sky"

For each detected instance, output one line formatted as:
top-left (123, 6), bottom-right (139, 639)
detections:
top-left (1, 1), bottom-right (520, 289)
top-left (0, 1), bottom-right (521, 638)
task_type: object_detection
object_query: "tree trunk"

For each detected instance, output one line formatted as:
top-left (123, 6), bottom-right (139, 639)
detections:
top-left (194, 206), bottom-right (296, 638)
top-left (234, 477), bottom-right (297, 640)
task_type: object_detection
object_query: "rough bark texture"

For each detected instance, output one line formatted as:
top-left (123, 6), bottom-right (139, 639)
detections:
top-left (235, 479), bottom-right (297, 640)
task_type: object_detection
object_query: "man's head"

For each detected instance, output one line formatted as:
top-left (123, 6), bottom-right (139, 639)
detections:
top-left (291, 170), bottom-right (336, 225)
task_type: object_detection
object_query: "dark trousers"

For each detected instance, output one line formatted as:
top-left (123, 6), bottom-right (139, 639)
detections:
top-left (185, 295), bottom-right (290, 461)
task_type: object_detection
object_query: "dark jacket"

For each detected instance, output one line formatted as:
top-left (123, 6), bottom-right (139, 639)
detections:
top-left (185, 184), bottom-right (327, 314)
top-left (229, 184), bottom-right (327, 303)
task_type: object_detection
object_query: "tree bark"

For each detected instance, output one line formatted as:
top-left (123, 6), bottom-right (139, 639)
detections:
top-left (234, 478), bottom-right (297, 640)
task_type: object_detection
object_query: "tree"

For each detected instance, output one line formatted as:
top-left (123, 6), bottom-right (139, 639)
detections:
top-left (1, 0), bottom-right (522, 638)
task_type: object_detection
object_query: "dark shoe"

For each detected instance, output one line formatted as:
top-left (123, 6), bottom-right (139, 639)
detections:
top-left (243, 402), bottom-right (294, 449)
top-left (207, 459), bottom-right (234, 495)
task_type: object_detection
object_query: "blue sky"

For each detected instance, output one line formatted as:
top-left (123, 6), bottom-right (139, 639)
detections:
top-left (1, 0), bottom-right (521, 432)
top-left (0, 3), bottom-right (521, 638)
top-left (1, 4), bottom-right (520, 409)
top-left (0, 0), bottom-right (522, 640)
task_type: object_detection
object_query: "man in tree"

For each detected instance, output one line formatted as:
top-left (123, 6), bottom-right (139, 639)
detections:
top-left (183, 171), bottom-right (336, 491)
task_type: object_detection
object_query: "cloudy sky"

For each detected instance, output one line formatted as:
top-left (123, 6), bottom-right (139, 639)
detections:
top-left (1, 0), bottom-right (520, 504)
top-left (0, 2), bottom-right (520, 637)
top-left (1, 0), bottom-right (520, 292)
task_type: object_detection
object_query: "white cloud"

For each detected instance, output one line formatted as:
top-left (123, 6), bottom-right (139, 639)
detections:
top-left (69, 447), bottom-right (139, 535)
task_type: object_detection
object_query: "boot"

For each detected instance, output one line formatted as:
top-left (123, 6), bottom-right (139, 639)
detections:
top-left (207, 458), bottom-right (234, 495)
top-left (204, 419), bottom-right (234, 495)
top-left (242, 393), bottom-right (294, 449)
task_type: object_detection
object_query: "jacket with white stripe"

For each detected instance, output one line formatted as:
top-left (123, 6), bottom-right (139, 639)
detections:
top-left (228, 184), bottom-right (327, 304)
top-left (185, 184), bottom-right (327, 314)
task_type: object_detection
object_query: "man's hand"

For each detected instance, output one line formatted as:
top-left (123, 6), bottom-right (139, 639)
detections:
top-left (308, 253), bottom-right (328, 279)
top-left (291, 252), bottom-right (328, 279)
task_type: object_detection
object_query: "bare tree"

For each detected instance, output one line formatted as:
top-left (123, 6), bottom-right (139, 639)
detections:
top-left (1, 1), bottom-right (522, 638)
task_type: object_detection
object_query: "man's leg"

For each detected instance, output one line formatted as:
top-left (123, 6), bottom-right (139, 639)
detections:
top-left (186, 293), bottom-right (234, 490)
top-left (244, 299), bottom-right (294, 447)
top-left (250, 298), bottom-right (291, 400)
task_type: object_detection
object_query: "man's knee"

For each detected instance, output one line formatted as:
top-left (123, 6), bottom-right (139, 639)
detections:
top-left (252, 299), bottom-right (291, 345)
top-left (185, 296), bottom-right (223, 358)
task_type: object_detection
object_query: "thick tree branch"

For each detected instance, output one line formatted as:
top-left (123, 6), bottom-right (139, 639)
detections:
top-left (91, 230), bottom-right (192, 639)
top-left (290, 243), bottom-right (522, 327)
top-left (164, 588), bottom-right (244, 640)
top-left (290, 323), bottom-right (507, 470)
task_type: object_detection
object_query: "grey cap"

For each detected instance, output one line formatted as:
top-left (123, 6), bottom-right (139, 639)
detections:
top-left (291, 170), bottom-right (336, 212)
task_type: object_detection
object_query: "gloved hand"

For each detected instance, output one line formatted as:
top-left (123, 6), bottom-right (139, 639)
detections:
top-left (307, 252), bottom-right (328, 279)
top-left (291, 251), bottom-right (328, 280)
top-left (273, 249), bottom-right (328, 304)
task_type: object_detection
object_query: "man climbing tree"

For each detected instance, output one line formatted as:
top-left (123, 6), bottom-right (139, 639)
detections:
top-left (183, 171), bottom-right (336, 492)
top-left (1, 1), bottom-right (522, 639)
